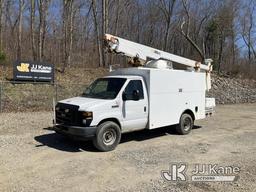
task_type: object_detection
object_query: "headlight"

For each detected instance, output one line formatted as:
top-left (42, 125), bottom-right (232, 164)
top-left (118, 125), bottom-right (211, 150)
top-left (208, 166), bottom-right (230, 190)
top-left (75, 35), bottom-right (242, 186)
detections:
top-left (82, 111), bottom-right (93, 119)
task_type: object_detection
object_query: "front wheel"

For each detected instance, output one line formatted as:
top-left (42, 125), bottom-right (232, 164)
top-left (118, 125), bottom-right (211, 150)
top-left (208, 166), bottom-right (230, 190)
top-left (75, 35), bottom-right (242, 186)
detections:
top-left (176, 113), bottom-right (194, 135)
top-left (93, 121), bottom-right (121, 152)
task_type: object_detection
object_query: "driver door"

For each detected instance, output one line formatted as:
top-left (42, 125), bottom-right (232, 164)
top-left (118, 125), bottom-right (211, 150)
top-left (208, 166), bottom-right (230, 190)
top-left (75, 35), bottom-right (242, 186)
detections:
top-left (121, 80), bottom-right (148, 132)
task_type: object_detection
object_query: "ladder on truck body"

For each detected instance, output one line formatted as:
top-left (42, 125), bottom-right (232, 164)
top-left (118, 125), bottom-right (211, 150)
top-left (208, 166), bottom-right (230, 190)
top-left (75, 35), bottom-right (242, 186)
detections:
top-left (104, 34), bottom-right (213, 90)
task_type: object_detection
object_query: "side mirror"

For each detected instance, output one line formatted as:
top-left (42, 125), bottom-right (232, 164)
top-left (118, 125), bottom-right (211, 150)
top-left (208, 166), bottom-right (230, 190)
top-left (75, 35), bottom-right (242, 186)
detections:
top-left (122, 92), bottom-right (127, 101)
top-left (132, 90), bottom-right (140, 101)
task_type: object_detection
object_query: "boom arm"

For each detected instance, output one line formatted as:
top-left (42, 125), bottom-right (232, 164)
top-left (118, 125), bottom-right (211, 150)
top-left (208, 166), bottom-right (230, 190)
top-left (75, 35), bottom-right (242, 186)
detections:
top-left (104, 34), bottom-right (213, 90)
top-left (104, 34), bottom-right (212, 72)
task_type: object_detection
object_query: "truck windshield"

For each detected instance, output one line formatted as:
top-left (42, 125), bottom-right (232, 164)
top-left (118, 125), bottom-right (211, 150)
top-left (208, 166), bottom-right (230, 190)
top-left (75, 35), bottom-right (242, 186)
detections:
top-left (82, 78), bottom-right (126, 99)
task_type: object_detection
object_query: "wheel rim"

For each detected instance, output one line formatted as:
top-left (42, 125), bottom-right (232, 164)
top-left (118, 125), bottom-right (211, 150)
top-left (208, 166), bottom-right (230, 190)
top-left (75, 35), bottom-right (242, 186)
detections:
top-left (183, 117), bottom-right (191, 132)
top-left (103, 128), bottom-right (116, 146)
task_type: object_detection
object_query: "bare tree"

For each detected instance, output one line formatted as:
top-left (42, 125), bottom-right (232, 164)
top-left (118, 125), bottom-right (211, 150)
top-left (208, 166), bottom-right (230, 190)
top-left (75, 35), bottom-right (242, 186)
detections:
top-left (0, 0), bottom-right (254, 78)
top-left (92, 0), bottom-right (103, 67)
top-left (113, 0), bottom-right (120, 36)
top-left (0, 0), bottom-right (3, 51)
top-left (17, 0), bottom-right (25, 60)
top-left (180, 0), bottom-right (205, 62)
top-left (61, 0), bottom-right (75, 73)
top-left (82, 2), bottom-right (92, 51)
top-left (38, 0), bottom-right (49, 61)
top-left (157, 0), bottom-right (176, 51)
top-left (241, 2), bottom-right (256, 63)
top-left (30, 0), bottom-right (36, 60)
top-left (101, 0), bottom-right (108, 66)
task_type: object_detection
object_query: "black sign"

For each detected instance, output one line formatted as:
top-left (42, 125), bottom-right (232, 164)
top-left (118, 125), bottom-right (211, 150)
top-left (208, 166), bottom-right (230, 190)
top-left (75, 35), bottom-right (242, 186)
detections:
top-left (13, 61), bottom-right (54, 82)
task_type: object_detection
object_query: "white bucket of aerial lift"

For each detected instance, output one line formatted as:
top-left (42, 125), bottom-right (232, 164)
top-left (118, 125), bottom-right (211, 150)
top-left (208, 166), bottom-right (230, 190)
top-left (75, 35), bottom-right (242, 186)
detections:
top-left (145, 60), bottom-right (173, 69)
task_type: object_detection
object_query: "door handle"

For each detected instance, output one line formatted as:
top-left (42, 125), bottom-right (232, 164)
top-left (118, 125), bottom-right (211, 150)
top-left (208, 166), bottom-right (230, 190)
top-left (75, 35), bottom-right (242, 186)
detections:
top-left (144, 106), bottom-right (146, 112)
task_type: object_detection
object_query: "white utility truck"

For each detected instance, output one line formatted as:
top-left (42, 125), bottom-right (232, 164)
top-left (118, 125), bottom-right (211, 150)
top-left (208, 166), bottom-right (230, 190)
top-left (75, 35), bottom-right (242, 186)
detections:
top-left (54, 34), bottom-right (215, 151)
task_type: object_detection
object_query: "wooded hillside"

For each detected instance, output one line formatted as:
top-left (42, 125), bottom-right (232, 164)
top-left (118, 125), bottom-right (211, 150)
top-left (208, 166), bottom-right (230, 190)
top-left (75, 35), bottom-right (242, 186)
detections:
top-left (0, 0), bottom-right (255, 78)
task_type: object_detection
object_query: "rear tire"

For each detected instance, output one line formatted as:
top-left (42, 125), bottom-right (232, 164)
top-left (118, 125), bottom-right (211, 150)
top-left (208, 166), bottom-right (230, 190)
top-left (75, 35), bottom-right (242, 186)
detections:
top-left (176, 113), bottom-right (194, 135)
top-left (93, 121), bottom-right (121, 152)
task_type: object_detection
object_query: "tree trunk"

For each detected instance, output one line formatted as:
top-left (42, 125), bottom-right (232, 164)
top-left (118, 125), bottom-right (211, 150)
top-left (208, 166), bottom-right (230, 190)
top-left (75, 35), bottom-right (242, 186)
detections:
top-left (17, 0), bottom-right (24, 60)
top-left (101, 0), bottom-right (106, 67)
top-left (42, 3), bottom-right (48, 61)
top-left (217, 36), bottom-right (223, 74)
top-left (162, 0), bottom-right (176, 51)
top-left (38, 0), bottom-right (43, 61)
top-left (30, 0), bottom-right (36, 60)
top-left (114, 0), bottom-right (120, 36)
top-left (102, 0), bottom-right (109, 66)
top-left (61, 0), bottom-right (74, 73)
top-left (0, 0), bottom-right (3, 51)
top-left (180, 0), bottom-right (205, 62)
top-left (231, 30), bottom-right (235, 69)
top-left (38, 0), bottom-right (49, 62)
top-left (61, 0), bottom-right (67, 72)
top-left (109, 0), bottom-right (120, 66)
top-left (92, 0), bottom-right (103, 67)
top-left (67, 1), bottom-right (74, 67)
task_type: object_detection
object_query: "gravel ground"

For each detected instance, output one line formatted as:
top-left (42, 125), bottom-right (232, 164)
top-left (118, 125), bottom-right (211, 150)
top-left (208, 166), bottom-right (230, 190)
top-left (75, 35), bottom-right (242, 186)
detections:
top-left (0, 104), bottom-right (256, 192)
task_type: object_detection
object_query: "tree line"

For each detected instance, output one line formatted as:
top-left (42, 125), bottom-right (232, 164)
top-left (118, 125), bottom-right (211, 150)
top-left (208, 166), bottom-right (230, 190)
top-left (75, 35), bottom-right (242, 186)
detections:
top-left (0, 0), bottom-right (255, 77)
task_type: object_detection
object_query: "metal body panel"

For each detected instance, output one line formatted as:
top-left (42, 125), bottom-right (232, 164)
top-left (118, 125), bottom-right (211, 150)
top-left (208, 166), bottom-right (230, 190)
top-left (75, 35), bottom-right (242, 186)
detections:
top-left (110, 68), bottom-right (206, 129)
top-left (148, 69), bottom-right (205, 129)
top-left (119, 78), bottom-right (149, 132)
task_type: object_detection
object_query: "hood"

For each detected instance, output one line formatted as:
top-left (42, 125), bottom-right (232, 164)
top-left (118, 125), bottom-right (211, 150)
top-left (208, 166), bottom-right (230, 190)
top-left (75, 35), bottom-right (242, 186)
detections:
top-left (58, 96), bottom-right (115, 111)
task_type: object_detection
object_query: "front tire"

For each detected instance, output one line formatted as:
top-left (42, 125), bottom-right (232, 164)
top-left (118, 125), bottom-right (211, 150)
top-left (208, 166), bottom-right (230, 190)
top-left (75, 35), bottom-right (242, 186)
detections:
top-left (176, 113), bottom-right (194, 135)
top-left (93, 121), bottom-right (121, 152)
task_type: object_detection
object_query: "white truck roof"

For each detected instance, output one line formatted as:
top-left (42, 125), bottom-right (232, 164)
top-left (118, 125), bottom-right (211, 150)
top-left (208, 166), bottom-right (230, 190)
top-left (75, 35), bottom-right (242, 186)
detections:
top-left (105, 75), bottom-right (143, 80)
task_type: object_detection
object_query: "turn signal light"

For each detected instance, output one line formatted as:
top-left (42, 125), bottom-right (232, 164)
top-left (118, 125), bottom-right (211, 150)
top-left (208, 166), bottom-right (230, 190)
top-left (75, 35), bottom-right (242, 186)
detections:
top-left (82, 111), bottom-right (93, 119)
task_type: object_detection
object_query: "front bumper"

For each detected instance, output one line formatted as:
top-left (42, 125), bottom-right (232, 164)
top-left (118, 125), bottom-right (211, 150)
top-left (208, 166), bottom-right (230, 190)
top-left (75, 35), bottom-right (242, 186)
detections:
top-left (53, 124), bottom-right (97, 140)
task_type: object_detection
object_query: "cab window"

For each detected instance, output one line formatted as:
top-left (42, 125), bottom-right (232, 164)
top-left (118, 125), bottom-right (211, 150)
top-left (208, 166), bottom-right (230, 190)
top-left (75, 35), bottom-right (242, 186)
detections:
top-left (82, 78), bottom-right (126, 99)
top-left (124, 80), bottom-right (144, 100)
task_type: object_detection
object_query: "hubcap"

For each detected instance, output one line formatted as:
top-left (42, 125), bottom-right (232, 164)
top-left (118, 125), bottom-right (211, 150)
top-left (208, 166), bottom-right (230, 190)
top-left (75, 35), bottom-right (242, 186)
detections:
top-left (183, 117), bottom-right (191, 131)
top-left (103, 128), bottom-right (116, 146)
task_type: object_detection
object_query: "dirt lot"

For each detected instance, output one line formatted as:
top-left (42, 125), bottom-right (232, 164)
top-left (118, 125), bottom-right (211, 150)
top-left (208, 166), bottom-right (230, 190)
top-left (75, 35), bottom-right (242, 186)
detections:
top-left (0, 104), bottom-right (256, 192)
